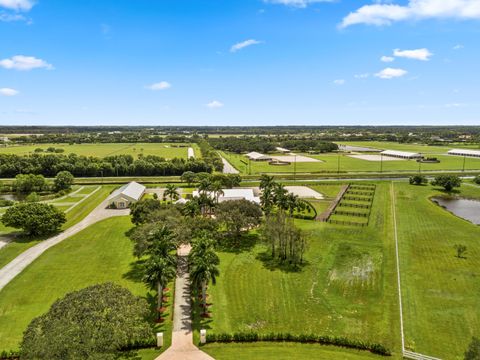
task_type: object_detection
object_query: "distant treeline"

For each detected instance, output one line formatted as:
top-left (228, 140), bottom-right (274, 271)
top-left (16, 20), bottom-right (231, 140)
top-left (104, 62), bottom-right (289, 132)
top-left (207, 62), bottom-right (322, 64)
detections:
top-left (208, 136), bottom-right (338, 154)
top-left (13, 133), bottom-right (192, 144)
top-left (0, 154), bottom-right (213, 178)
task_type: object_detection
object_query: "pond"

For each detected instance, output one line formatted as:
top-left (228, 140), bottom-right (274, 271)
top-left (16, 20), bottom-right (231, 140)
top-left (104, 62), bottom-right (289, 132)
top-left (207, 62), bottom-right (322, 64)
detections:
top-left (432, 197), bottom-right (480, 225)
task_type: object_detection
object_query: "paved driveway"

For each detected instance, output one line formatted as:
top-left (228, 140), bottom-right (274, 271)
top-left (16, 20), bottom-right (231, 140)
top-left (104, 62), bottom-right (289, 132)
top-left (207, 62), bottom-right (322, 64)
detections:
top-left (0, 197), bottom-right (129, 292)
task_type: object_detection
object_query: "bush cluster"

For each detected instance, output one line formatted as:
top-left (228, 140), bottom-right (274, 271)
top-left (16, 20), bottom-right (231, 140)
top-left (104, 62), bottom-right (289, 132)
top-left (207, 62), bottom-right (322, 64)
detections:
top-left (0, 350), bottom-right (20, 360)
top-left (205, 332), bottom-right (391, 356)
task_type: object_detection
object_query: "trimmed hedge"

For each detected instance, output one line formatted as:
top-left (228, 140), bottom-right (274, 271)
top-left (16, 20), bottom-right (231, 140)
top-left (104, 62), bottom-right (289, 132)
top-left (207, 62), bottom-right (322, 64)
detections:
top-left (205, 332), bottom-right (391, 356)
top-left (0, 350), bottom-right (20, 360)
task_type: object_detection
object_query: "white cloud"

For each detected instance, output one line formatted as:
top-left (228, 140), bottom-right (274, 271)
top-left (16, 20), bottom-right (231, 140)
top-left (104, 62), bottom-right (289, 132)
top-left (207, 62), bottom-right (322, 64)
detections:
top-left (340, 0), bottom-right (480, 28)
top-left (354, 73), bottom-right (370, 79)
top-left (333, 79), bottom-right (346, 85)
top-left (394, 48), bottom-right (432, 61)
top-left (0, 87), bottom-right (19, 96)
top-left (453, 44), bottom-right (464, 50)
top-left (0, 0), bottom-right (34, 11)
top-left (263, 0), bottom-right (334, 7)
top-left (230, 39), bottom-right (263, 53)
top-left (147, 81), bottom-right (172, 91)
top-left (381, 55), bottom-right (395, 62)
top-left (445, 102), bottom-right (466, 108)
top-left (0, 55), bottom-right (53, 71)
top-left (206, 100), bottom-right (224, 109)
top-left (0, 12), bottom-right (26, 21)
top-left (375, 67), bottom-right (408, 79)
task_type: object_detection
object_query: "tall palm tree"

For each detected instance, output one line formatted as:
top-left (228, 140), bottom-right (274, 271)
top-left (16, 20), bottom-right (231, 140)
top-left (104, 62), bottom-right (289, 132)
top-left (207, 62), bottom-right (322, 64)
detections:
top-left (189, 236), bottom-right (220, 312)
top-left (273, 183), bottom-right (288, 210)
top-left (211, 181), bottom-right (224, 204)
top-left (285, 193), bottom-right (301, 216)
top-left (182, 199), bottom-right (201, 217)
top-left (148, 225), bottom-right (177, 263)
top-left (198, 178), bottom-right (213, 195)
top-left (259, 175), bottom-right (275, 191)
top-left (143, 255), bottom-right (177, 311)
top-left (164, 184), bottom-right (179, 204)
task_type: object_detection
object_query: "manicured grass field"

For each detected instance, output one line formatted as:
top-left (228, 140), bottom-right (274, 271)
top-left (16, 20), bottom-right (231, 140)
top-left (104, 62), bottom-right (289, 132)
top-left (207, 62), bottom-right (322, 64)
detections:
top-left (222, 151), bottom-right (480, 175)
top-left (0, 216), bottom-right (173, 354)
top-left (196, 182), bottom-right (401, 356)
top-left (393, 182), bottom-right (480, 359)
top-left (0, 143), bottom-right (199, 159)
top-left (0, 185), bottom-right (115, 269)
top-left (201, 343), bottom-right (400, 360)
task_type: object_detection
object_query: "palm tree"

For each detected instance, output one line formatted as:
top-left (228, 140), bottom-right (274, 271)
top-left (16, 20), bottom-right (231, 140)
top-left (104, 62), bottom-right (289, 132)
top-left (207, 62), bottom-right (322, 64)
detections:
top-left (198, 178), bottom-right (213, 195)
top-left (189, 236), bottom-right (220, 312)
top-left (143, 255), bottom-right (177, 311)
top-left (211, 181), bottom-right (224, 204)
top-left (273, 183), bottom-right (288, 210)
top-left (148, 225), bottom-right (177, 263)
top-left (285, 193), bottom-right (300, 216)
top-left (197, 192), bottom-right (214, 215)
top-left (164, 184), bottom-right (179, 204)
top-left (259, 175), bottom-right (275, 191)
top-left (182, 199), bottom-right (201, 218)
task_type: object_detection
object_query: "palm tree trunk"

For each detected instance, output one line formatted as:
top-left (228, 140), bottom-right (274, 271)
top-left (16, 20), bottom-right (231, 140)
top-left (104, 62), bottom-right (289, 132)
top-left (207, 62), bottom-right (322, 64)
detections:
top-left (157, 281), bottom-right (163, 309)
top-left (202, 280), bottom-right (207, 312)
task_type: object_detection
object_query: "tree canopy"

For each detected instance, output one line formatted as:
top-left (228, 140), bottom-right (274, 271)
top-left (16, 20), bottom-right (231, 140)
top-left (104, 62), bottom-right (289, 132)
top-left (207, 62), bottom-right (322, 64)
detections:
top-left (1, 203), bottom-right (66, 236)
top-left (432, 175), bottom-right (462, 192)
top-left (20, 283), bottom-right (152, 360)
top-left (54, 171), bottom-right (74, 192)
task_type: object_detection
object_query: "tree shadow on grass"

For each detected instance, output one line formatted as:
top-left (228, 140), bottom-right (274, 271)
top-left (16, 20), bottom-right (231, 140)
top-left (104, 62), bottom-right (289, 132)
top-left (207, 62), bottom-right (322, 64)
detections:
top-left (217, 233), bottom-right (258, 254)
top-left (123, 259), bottom-right (146, 283)
top-left (256, 251), bottom-right (309, 273)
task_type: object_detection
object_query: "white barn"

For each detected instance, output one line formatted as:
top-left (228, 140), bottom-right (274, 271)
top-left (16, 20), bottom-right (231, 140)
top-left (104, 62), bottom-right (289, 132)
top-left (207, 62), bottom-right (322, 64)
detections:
top-left (108, 182), bottom-right (146, 209)
top-left (381, 150), bottom-right (422, 159)
top-left (448, 149), bottom-right (480, 158)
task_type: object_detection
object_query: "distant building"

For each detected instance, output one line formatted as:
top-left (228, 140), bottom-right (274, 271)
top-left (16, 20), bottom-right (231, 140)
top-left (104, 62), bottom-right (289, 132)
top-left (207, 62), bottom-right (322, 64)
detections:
top-left (245, 152), bottom-right (272, 161)
top-left (275, 147), bottom-right (290, 153)
top-left (380, 150), bottom-right (422, 159)
top-left (338, 144), bottom-right (381, 153)
top-left (193, 188), bottom-right (260, 204)
top-left (448, 149), bottom-right (480, 158)
top-left (108, 181), bottom-right (146, 209)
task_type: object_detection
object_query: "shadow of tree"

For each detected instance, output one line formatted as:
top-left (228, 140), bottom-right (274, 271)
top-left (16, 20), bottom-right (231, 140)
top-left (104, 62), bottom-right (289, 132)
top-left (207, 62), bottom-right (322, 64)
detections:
top-left (256, 251), bottom-right (308, 273)
top-left (217, 233), bottom-right (258, 254)
top-left (123, 259), bottom-right (146, 283)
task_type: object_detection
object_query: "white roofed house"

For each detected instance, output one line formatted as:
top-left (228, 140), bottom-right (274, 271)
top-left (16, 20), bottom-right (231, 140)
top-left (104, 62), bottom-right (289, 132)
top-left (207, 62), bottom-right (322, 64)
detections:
top-left (108, 181), bottom-right (146, 209)
top-left (380, 150), bottom-right (422, 160)
top-left (193, 188), bottom-right (260, 204)
top-left (245, 152), bottom-right (272, 162)
top-left (275, 147), bottom-right (290, 153)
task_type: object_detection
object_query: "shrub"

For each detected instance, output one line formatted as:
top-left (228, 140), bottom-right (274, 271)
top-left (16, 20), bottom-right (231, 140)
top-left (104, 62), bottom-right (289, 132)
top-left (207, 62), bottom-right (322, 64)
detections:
top-left (474, 176), bottom-right (480, 185)
top-left (205, 332), bottom-right (391, 356)
top-left (409, 175), bottom-right (428, 185)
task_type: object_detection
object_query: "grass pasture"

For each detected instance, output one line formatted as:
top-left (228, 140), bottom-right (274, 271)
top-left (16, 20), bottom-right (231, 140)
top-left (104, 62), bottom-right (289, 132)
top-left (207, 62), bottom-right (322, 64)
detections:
top-left (394, 182), bottom-right (480, 359)
top-left (0, 216), bottom-right (173, 354)
top-left (222, 142), bottom-right (480, 175)
top-left (0, 142), bottom-right (199, 159)
top-left (196, 182), bottom-right (401, 357)
top-left (0, 185), bottom-right (115, 269)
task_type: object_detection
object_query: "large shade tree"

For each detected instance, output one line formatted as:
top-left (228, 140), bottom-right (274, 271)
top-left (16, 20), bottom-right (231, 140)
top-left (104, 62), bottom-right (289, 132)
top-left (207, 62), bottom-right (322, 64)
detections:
top-left (20, 283), bottom-right (152, 360)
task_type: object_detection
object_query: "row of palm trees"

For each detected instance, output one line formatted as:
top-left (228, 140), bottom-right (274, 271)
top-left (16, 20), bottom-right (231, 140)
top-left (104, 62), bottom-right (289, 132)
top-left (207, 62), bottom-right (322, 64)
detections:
top-left (260, 175), bottom-right (307, 216)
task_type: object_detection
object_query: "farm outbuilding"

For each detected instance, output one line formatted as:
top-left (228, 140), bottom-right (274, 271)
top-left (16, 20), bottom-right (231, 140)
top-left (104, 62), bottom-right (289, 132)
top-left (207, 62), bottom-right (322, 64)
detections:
top-left (108, 181), bottom-right (146, 209)
top-left (448, 149), bottom-right (480, 158)
top-left (245, 152), bottom-right (273, 161)
top-left (275, 147), bottom-right (291, 153)
top-left (380, 150), bottom-right (422, 160)
top-left (193, 188), bottom-right (260, 204)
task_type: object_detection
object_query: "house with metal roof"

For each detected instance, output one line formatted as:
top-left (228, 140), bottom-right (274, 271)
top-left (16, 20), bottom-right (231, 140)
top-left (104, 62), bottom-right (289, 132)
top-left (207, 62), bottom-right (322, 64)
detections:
top-left (380, 150), bottom-right (422, 159)
top-left (448, 149), bottom-right (480, 158)
top-left (193, 188), bottom-right (260, 204)
top-left (108, 181), bottom-right (146, 209)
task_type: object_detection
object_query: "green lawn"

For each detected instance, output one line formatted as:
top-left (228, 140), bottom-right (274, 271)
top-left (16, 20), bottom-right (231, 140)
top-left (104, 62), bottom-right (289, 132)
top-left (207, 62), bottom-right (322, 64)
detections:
top-left (201, 343), bottom-right (401, 360)
top-left (0, 142), bottom-right (200, 159)
top-left (195, 182), bottom-right (401, 357)
top-left (394, 182), bottom-right (480, 359)
top-left (0, 185), bottom-right (115, 270)
top-left (339, 141), bottom-right (478, 154)
top-left (224, 152), bottom-right (480, 175)
top-left (0, 216), bottom-right (173, 354)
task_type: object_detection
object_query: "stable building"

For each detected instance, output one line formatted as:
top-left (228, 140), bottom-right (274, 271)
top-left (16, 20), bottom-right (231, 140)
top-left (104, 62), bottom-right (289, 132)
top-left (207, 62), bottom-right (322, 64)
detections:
top-left (448, 149), bottom-right (480, 158)
top-left (192, 188), bottom-right (260, 204)
top-left (380, 150), bottom-right (422, 160)
top-left (108, 181), bottom-right (146, 209)
top-left (275, 147), bottom-right (291, 153)
top-left (245, 152), bottom-right (272, 161)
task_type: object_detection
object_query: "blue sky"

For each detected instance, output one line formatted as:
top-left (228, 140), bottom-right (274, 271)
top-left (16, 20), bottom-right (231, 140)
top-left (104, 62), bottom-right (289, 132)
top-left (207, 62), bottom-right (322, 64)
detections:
top-left (0, 0), bottom-right (479, 126)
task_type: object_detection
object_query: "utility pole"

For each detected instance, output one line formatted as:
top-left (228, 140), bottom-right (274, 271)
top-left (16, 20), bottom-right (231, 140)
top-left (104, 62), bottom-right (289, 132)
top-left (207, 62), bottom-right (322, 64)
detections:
top-left (293, 154), bottom-right (297, 183)
top-left (380, 154), bottom-right (383, 173)
top-left (337, 152), bottom-right (341, 175)
top-left (462, 155), bottom-right (466, 172)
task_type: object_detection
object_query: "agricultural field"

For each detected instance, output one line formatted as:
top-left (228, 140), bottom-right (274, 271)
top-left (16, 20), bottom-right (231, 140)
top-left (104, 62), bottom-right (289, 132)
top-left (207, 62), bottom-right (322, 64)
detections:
top-left (0, 216), bottom-right (173, 354)
top-left (0, 142), bottom-right (200, 159)
top-left (221, 150), bottom-right (480, 175)
top-left (0, 185), bottom-right (115, 269)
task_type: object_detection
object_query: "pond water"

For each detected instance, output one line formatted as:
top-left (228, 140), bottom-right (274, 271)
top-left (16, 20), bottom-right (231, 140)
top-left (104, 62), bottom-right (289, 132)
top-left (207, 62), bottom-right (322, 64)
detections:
top-left (432, 197), bottom-right (480, 225)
